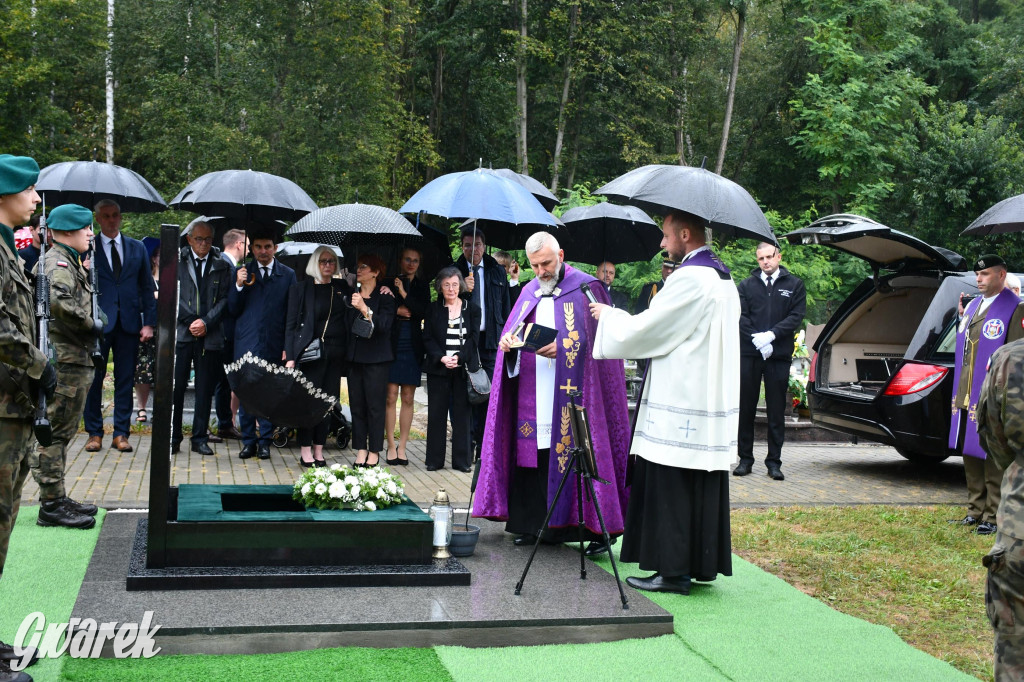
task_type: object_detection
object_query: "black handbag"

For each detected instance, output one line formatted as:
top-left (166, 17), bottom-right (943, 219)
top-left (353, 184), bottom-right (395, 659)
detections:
top-left (352, 315), bottom-right (373, 339)
top-left (299, 284), bottom-right (333, 363)
top-left (459, 314), bottom-right (490, 404)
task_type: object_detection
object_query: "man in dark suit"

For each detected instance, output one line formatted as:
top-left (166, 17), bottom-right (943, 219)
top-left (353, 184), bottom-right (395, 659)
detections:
top-left (211, 228), bottom-right (247, 439)
top-left (84, 200), bottom-right (157, 453)
top-left (633, 257), bottom-right (676, 315)
top-left (735, 242), bottom-right (806, 481)
top-left (172, 221), bottom-right (232, 456)
top-left (228, 230), bottom-right (295, 460)
top-left (455, 224), bottom-right (510, 456)
top-left (596, 261), bottom-right (630, 310)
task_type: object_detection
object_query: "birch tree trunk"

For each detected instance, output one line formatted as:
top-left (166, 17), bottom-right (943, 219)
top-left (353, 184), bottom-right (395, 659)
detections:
top-left (549, 1), bottom-right (579, 193)
top-left (105, 0), bottom-right (115, 163)
top-left (715, 5), bottom-right (746, 175)
top-left (515, 0), bottom-right (528, 174)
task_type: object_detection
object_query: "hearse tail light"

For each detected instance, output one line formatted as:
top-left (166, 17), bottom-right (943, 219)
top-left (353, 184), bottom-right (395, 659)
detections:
top-left (883, 363), bottom-right (948, 396)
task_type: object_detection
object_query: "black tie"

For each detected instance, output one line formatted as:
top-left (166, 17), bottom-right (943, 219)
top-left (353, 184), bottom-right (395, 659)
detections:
top-left (766, 277), bottom-right (773, 295)
top-left (109, 239), bottom-right (122, 280)
top-left (262, 266), bottom-right (269, 281)
top-left (195, 258), bottom-right (205, 291)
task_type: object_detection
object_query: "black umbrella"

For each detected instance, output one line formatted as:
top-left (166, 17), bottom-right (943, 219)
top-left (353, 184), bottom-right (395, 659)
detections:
top-left (170, 169), bottom-right (318, 226)
top-left (36, 161), bottom-right (167, 213)
top-left (596, 164), bottom-right (775, 244)
top-left (226, 352), bottom-right (337, 429)
top-left (180, 215), bottom-right (287, 248)
top-left (456, 217), bottom-right (565, 252)
top-left (961, 193), bottom-right (1024, 236)
top-left (480, 168), bottom-right (559, 212)
top-left (558, 203), bottom-right (660, 266)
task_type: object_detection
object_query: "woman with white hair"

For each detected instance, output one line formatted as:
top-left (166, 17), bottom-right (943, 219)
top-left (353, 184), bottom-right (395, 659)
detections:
top-left (285, 245), bottom-right (354, 467)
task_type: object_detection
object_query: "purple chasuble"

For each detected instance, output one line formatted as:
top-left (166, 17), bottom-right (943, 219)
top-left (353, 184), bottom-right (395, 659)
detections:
top-left (948, 287), bottom-right (1020, 458)
top-left (473, 265), bottom-right (631, 534)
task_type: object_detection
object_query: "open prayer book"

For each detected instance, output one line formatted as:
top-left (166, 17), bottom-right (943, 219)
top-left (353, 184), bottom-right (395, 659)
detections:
top-left (509, 322), bottom-right (558, 352)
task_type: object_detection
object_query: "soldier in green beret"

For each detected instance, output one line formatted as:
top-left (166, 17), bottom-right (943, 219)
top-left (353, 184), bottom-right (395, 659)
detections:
top-left (0, 154), bottom-right (54, 679)
top-left (29, 204), bottom-right (101, 530)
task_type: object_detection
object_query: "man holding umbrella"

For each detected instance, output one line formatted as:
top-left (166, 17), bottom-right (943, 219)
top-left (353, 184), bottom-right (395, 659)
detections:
top-left (456, 224), bottom-right (511, 455)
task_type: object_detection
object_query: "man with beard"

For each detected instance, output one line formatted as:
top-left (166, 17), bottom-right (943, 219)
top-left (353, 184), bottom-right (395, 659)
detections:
top-left (473, 232), bottom-right (630, 556)
top-left (590, 210), bottom-right (739, 594)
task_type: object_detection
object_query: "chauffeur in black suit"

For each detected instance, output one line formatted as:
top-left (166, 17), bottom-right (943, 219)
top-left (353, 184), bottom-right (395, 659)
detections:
top-left (171, 221), bottom-right (231, 456)
top-left (596, 261), bottom-right (630, 310)
top-left (735, 242), bottom-right (806, 481)
top-left (455, 224), bottom-right (510, 457)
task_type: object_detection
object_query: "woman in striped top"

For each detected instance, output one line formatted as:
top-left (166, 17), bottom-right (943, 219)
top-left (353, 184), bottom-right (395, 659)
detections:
top-left (421, 266), bottom-right (481, 472)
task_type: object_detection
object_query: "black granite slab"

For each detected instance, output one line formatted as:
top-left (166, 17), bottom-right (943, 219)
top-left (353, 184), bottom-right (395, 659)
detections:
top-left (74, 512), bottom-right (673, 655)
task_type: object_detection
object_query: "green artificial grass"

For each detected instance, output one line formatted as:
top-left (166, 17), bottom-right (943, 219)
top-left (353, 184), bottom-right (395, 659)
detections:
top-left (1, 508), bottom-right (977, 682)
top-left (0, 506), bottom-right (104, 682)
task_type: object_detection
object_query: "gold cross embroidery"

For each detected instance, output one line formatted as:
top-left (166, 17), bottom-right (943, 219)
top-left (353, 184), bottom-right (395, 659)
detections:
top-left (968, 403), bottom-right (978, 424)
top-left (560, 380), bottom-right (578, 395)
top-left (519, 421), bottom-right (534, 437)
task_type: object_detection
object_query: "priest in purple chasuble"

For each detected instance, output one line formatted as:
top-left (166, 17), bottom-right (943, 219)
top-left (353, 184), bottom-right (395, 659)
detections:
top-left (949, 254), bottom-right (1024, 535)
top-left (590, 210), bottom-right (739, 595)
top-left (472, 232), bottom-right (631, 554)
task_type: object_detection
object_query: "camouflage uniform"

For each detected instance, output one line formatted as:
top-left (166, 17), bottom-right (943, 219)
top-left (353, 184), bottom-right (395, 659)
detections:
top-left (0, 236), bottom-right (49, 580)
top-left (28, 244), bottom-right (97, 501)
top-left (977, 339), bottom-right (1024, 680)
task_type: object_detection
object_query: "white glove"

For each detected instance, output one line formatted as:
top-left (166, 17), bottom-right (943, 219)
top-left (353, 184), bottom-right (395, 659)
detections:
top-left (751, 331), bottom-right (775, 349)
top-left (759, 343), bottom-right (773, 360)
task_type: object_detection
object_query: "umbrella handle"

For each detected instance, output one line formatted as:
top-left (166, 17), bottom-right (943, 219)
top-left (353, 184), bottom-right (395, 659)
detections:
top-left (242, 271), bottom-right (256, 287)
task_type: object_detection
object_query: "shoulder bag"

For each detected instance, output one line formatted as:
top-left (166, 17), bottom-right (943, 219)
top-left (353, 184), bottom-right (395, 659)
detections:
top-left (299, 283), bottom-right (334, 363)
top-left (459, 311), bottom-right (490, 404)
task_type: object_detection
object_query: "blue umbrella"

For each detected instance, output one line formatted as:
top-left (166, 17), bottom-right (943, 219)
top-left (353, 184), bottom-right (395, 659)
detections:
top-left (399, 170), bottom-right (559, 229)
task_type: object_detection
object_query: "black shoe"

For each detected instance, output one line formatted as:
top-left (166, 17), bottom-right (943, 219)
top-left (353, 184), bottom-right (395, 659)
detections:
top-left (977, 521), bottom-right (997, 535)
top-left (950, 515), bottom-right (979, 526)
top-left (426, 465), bottom-right (442, 472)
top-left (456, 466), bottom-right (473, 473)
top-left (207, 434), bottom-right (224, 444)
top-left (191, 442), bottom-right (215, 456)
top-left (218, 425), bottom-right (243, 440)
top-left (171, 441), bottom-right (181, 455)
top-left (300, 458), bottom-right (314, 469)
top-left (397, 458), bottom-right (409, 466)
top-left (239, 443), bottom-right (257, 459)
top-left (257, 444), bottom-right (271, 460)
top-left (36, 499), bottom-right (96, 529)
top-left (62, 497), bottom-right (97, 516)
top-left (584, 537), bottom-right (618, 556)
top-left (0, 640), bottom-right (38, 668)
top-left (626, 573), bottom-right (691, 595)
top-left (733, 461), bottom-right (752, 476)
top-left (513, 534), bottom-right (537, 546)
top-left (313, 458), bottom-right (327, 467)
top-left (766, 465), bottom-right (785, 481)
top-left (0, 660), bottom-right (33, 682)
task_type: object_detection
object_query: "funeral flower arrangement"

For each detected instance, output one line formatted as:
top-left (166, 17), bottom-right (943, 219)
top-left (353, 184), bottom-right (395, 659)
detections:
top-left (293, 463), bottom-right (405, 511)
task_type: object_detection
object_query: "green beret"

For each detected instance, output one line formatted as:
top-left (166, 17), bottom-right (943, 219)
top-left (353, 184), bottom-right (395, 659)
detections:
top-left (0, 154), bottom-right (40, 196)
top-left (47, 204), bottom-right (93, 232)
top-left (975, 254), bottom-right (1006, 271)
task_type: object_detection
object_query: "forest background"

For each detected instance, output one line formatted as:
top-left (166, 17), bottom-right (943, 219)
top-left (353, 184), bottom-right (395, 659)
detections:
top-left (2, 0), bottom-right (1023, 323)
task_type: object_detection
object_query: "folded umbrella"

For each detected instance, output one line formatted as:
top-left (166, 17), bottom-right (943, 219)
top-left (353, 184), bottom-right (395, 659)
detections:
top-left (36, 160), bottom-right (167, 213)
top-left (226, 352), bottom-right (337, 429)
top-left (961, 193), bottom-right (1024, 236)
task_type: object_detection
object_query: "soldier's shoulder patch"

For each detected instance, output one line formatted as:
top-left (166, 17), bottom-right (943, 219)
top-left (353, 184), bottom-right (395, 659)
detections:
top-left (56, 261), bottom-right (69, 268)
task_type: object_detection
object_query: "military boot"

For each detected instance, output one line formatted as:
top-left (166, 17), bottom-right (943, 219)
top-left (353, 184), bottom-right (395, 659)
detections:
top-left (36, 499), bottom-right (96, 529)
top-left (0, 659), bottom-right (32, 682)
top-left (62, 497), bottom-right (98, 516)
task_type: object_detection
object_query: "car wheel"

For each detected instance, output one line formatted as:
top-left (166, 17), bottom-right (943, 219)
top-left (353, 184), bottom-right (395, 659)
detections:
top-left (896, 448), bottom-right (949, 465)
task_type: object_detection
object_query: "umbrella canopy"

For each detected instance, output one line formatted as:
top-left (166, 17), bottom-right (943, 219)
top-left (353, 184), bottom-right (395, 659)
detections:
top-left (226, 352), bottom-right (337, 429)
top-left (961, 193), bottom-right (1024, 236)
top-left (455, 217), bottom-right (564, 252)
top-left (275, 241), bottom-right (345, 277)
top-left (480, 168), bottom-right (559, 211)
top-left (170, 169), bottom-right (318, 225)
top-left (36, 160), bottom-right (167, 213)
top-left (596, 164), bottom-right (775, 244)
top-left (399, 169), bottom-right (560, 229)
top-left (558, 203), bottom-right (660, 266)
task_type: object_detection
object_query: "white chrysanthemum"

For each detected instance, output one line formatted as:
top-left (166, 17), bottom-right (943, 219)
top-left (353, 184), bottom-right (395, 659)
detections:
top-left (314, 482), bottom-right (327, 495)
top-left (344, 475), bottom-right (359, 487)
top-left (301, 483), bottom-right (311, 496)
top-left (330, 463), bottom-right (342, 471)
top-left (325, 474), bottom-right (337, 484)
top-left (364, 501), bottom-right (376, 511)
top-left (328, 481), bottom-right (344, 499)
top-left (350, 485), bottom-right (361, 498)
top-left (386, 481), bottom-right (398, 495)
top-left (376, 487), bottom-right (388, 499)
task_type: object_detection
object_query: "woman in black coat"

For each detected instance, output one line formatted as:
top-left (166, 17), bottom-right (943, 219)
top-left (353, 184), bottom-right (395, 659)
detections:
top-left (346, 253), bottom-right (395, 468)
top-left (421, 266), bottom-right (481, 472)
top-left (385, 247), bottom-right (429, 466)
top-left (285, 246), bottom-right (353, 467)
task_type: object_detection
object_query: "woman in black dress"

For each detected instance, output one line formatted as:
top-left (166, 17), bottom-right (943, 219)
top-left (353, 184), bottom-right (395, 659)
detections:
top-left (385, 247), bottom-right (428, 466)
top-left (347, 253), bottom-right (395, 468)
top-left (421, 266), bottom-right (480, 472)
top-left (284, 246), bottom-right (353, 467)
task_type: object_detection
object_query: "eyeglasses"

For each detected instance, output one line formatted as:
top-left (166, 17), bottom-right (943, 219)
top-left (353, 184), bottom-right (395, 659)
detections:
top-left (190, 236), bottom-right (213, 244)
top-left (356, 263), bottom-right (370, 270)
top-left (319, 259), bottom-right (336, 265)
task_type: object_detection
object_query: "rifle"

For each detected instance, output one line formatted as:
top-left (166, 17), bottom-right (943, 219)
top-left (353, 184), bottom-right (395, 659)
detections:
top-left (87, 238), bottom-right (105, 370)
top-left (33, 201), bottom-right (53, 447)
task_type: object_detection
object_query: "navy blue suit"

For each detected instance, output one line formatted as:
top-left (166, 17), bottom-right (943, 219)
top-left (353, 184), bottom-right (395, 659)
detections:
top-left (228, 258), bottom-right (295, 446)
top-left (84, 233), bottom-right (157, 440)
top-left (212, 252), bottom-right (237, 429)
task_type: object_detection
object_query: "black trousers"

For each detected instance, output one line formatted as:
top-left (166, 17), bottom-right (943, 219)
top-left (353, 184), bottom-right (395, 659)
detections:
top-left (348, 361), bottom-right (390, 452)
top-left (212, 339), bottom-right (233, 428)
top-left (296, 344), bottom-right (345, 447)
top-left (471, 331), bottom-right (496, 455)
top-left (425, 369), bottom-right (472, 470)
top-left (172, 342), bottom-right (222, 445)
top-left (505, 448), bottom-right (605, 543)
top-left (738, 354), bottom-right (790, 467)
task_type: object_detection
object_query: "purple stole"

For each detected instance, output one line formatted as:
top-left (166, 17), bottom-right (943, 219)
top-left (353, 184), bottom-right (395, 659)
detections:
top-left (506, 266), bottom-right (592, 470)
top-left (949, 288), bottom-right (1020, 458)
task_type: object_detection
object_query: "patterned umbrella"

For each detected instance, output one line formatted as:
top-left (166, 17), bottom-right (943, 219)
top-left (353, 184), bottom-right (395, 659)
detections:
top-left (36, 160), bottom-right (167, 213)
top-left (226, 352), bottom-right (337, 429)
